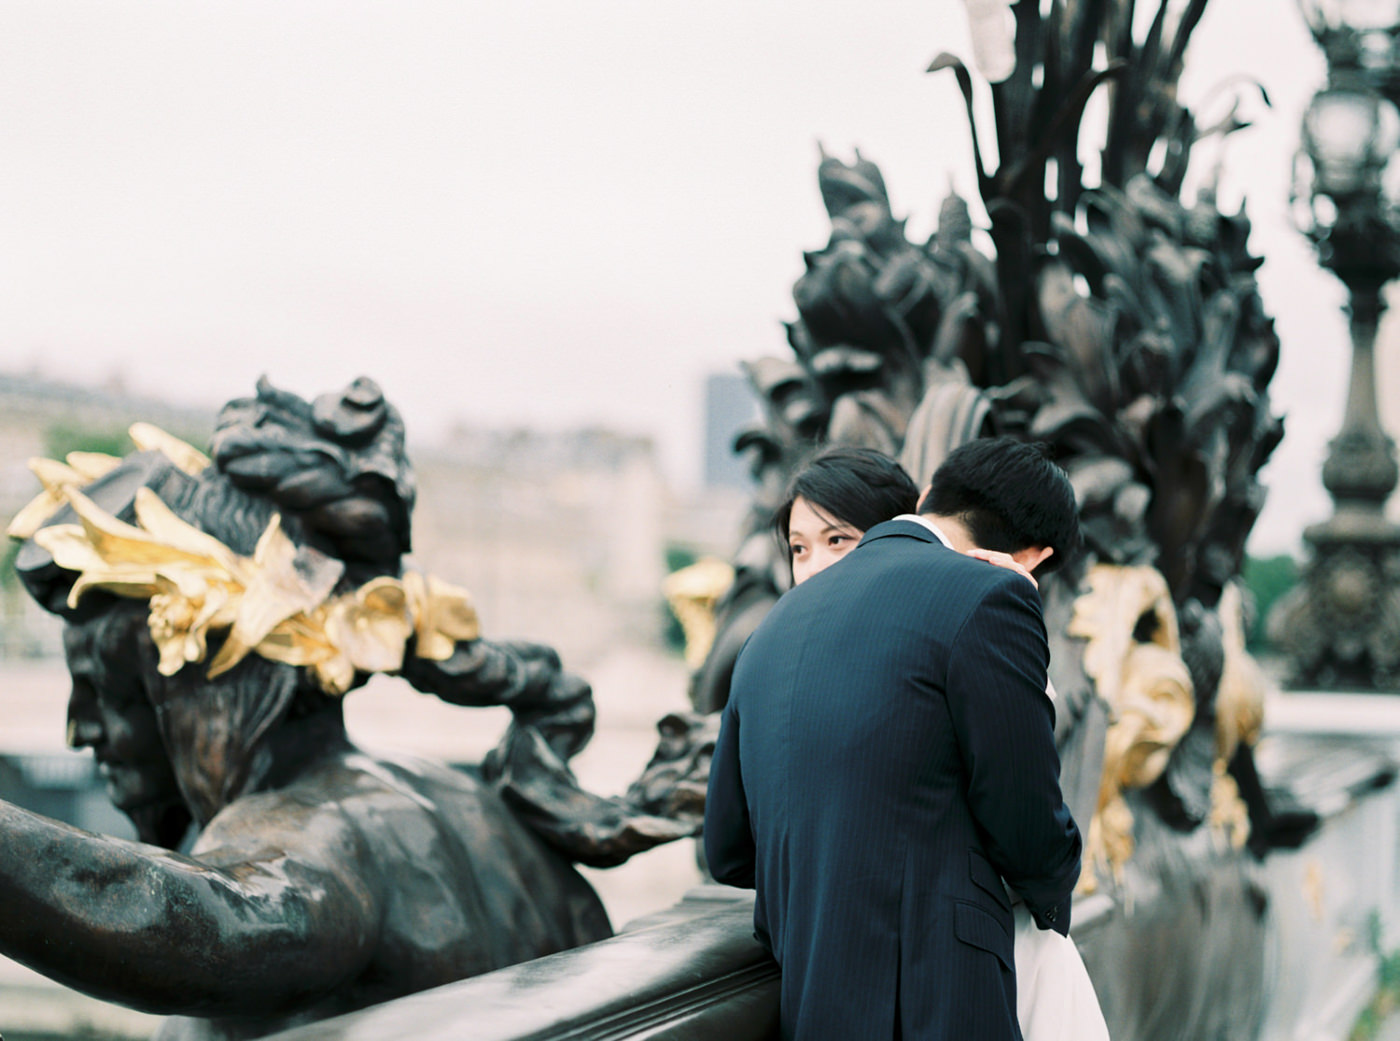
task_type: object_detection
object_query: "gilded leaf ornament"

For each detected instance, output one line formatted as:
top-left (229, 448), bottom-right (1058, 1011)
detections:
top-left (404, 570), bottom-right (481, 659)
top-left (6, 423), bottom-right (210, 540)
top-left (129, 422), bottom-right (212, 476)
top-left (27, 482), bottom-right (480, 696)
top-left (662, 558), bottom-right (736, 670)
top-left (1207, 581), bottom-right (1267, 849)
top-left (5, 452), bottom-right (122, 540)
top-left (1215, 581), bottom-right (1266, 760)
top-left (204, 512), bottom-right (344, 679)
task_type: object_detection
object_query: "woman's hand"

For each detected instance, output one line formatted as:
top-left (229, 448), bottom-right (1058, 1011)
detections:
top-left (964, 548), bottom-right (1037, 588)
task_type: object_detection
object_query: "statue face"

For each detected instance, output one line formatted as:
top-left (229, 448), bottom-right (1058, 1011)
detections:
top-left (63, 614), bottom-right (180, 816)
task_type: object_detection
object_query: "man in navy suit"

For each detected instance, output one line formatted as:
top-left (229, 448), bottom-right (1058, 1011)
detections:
top-left (704, 437), bottom-right (1084, 1040)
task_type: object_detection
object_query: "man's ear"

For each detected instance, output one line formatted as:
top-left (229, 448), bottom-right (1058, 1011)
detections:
top-left (1012, 545), bottom-right (1053, 573)
top-left (915, 484), bottom-right (932, 513)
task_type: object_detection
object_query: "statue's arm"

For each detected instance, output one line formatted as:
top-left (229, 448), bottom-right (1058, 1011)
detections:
top-left (402, 637), bottom-right (595, 763)
top-left (0, 797), bottom-right (379, 1015)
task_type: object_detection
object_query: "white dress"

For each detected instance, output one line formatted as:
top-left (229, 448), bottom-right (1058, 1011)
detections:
top-left (1013, 901), bottom-right (1110, 1041)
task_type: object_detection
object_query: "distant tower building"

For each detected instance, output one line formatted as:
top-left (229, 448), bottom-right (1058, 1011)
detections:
top-left (703, 372), bottom-right (758, 490)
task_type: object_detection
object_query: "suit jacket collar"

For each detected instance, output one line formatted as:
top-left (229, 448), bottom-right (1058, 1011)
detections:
top-left (857, 517), bottom-right (955, 551)
top-left (891, 513), bottom-right (956, 548)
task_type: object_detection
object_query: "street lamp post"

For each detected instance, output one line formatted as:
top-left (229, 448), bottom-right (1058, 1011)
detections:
top-left (1273, 0), bottom-right (1400, 688)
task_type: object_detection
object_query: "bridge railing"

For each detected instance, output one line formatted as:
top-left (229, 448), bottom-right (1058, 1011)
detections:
top-left (265, 884), bottom-right (1116, 1041)
top-left (264, 886), bottom-right (780, 1041)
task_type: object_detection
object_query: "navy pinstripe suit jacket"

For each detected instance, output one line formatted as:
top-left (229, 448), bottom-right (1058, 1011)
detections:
top-left (704, 519), bottom-right (1082, 1041)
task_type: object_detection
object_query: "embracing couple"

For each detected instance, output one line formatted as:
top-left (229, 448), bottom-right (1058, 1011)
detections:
top-left (704, 436), bottom-right (1109, 1040)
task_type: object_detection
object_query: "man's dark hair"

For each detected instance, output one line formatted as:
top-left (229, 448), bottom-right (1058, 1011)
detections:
top-left (919, 437), bottom-right (1081, 575)
top-left (774, 445), bottom-right (919, 545)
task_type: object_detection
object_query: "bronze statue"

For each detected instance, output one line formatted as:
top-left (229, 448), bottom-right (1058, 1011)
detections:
top-left (1, 377), bottom-right (698, 1040)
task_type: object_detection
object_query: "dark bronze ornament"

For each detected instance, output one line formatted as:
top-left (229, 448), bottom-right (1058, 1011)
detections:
top-left (1268, 0), bottom-right (1400, 690)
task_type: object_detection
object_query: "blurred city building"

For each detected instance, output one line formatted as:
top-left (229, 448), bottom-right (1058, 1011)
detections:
top-left (667, 369), bottom-right (762, 561)
top-left (413, 424), bottom-right (670, 668)
top-left (702, 372), bottom-right (759, 491)
top-left (418, 371), bottom-right (762, 666)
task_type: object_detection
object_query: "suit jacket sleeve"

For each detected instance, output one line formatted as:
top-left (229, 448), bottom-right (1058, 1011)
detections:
top-left (703, 691), bottom-right (756, 888)
top-left (945, 573), bottom-right (1083, 935)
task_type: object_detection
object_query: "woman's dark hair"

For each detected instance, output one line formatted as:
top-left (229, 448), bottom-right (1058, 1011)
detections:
top-left (774, 445), bottom-right (919, 547)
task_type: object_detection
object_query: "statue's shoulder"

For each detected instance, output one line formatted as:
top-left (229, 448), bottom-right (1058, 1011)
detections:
top-left (192, 776), bottom-right (367, 864)
top-left (190, 752), bottom-right (447, 853)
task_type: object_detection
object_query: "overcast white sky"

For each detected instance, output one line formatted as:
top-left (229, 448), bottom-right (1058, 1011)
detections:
top-left (0, 1), bottom-right (1374, 554)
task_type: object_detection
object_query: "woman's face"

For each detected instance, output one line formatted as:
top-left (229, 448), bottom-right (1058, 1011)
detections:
top-left (787, 496), bottom-right (863, 585)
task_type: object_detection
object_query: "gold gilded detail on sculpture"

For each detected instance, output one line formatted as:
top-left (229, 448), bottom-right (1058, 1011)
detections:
top-left (1068, 564), bottom-right (1195, 888)
top-left (129, 422), bottom-right (212, 475)
top-left (7, 424), bottom-right (211, 540)
top-left (29, 484), bottom-right (478, 695)
top-left (663, 558), bottom-right (736, 669)
top-left (1208, 763), bottom-right (1250, 851)
top-left (404, 570), bottom-right (481, 659)
top-left (1210, 580), bottom-right (1266, 848)
top-left (6, 453), bottom-right (122, 540)
top-left (1215, 581), bottom-right (1266, 757)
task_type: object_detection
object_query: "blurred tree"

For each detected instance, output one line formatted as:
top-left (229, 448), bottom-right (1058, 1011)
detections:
top-left (0, 539), bottom-right (17, 589)
top-left (1243, 554), bottom-right (1300, 652)
top-left (44, 422), bottom-right (130, 461)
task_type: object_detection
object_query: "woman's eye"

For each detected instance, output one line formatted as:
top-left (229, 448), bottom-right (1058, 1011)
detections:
top-left (829, 534), bottom-right (851, 547)
top-left (790, 543), bottom-right (808, 557)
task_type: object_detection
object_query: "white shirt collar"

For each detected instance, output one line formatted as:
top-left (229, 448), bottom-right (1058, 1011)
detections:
top-left (892, 513), bottom-right (955, 550)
